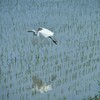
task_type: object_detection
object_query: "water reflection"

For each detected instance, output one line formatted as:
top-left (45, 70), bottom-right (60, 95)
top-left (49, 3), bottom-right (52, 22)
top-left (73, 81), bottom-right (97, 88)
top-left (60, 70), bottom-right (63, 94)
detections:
top-left (32, 75), bottom-right (52, 93)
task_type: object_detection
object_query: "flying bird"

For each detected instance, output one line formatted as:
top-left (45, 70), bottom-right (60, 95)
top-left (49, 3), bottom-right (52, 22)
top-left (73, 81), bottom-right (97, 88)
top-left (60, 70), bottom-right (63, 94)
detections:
top-left (27, 27), bottom-right (57, 45)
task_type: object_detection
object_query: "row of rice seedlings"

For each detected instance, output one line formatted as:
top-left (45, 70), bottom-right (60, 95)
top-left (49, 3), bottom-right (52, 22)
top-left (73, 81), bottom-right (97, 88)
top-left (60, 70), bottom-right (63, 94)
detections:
top-left (75, 37), bottom-right (99, 64)
top-left (75, 82), bottom-right (91, 97)
top-left (0, 0), bottom-right (99, 99)
top-left (33, 45), bottom-right (70, 86)
top-left (51, 56), bottom-right (98, 91)
top-left (75, 54), bottom-right (98, 73)
top-left (0, 36), bottom-right (97, 99)
top-left (0, 67), bottom-right (1, 84)
top-left (0, 33), bottom-right (32, 100)
top-left (0, 72), bottom-right (14, 100)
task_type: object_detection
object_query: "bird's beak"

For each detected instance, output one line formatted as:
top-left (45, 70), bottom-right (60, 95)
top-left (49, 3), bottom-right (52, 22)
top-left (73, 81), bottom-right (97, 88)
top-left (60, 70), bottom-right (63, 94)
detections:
top-left (27, 30), bottom-right (33, 32)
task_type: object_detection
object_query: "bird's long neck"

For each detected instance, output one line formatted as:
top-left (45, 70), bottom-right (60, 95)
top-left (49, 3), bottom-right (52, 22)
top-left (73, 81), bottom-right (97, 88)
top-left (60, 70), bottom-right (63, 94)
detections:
top-left (37, 31), bottom-right (39, 37)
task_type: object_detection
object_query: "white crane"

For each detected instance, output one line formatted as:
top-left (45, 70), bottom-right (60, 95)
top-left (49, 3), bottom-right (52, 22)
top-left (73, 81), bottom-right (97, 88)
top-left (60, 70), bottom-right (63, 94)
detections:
top-left (27, 27), bottom-right (57, 45)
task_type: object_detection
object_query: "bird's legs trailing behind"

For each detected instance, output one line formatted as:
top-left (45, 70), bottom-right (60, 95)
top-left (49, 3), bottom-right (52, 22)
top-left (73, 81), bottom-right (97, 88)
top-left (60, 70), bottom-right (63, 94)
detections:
top-left (49, 36), bottom-right (57, 45)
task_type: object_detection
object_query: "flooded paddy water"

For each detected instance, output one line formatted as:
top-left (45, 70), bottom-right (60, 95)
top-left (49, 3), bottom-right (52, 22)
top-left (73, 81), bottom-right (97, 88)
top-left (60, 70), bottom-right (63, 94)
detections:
top-left (0, 0), bottom-right (100, 100)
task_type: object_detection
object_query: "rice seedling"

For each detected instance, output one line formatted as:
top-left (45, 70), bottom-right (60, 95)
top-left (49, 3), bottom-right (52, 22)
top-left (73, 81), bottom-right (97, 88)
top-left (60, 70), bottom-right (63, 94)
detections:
top-left (0, 0), bottom-right (100, 100)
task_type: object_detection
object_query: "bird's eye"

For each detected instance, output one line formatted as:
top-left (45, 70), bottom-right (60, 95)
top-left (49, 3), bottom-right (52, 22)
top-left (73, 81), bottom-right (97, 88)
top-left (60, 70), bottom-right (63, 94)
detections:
top-left (38, 27), bottom-right (42, 31)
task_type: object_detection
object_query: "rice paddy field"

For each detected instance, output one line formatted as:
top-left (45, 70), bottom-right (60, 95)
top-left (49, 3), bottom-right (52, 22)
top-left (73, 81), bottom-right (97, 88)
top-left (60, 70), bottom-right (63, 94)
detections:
top-left (0, 0), bottom-right (100, 100)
